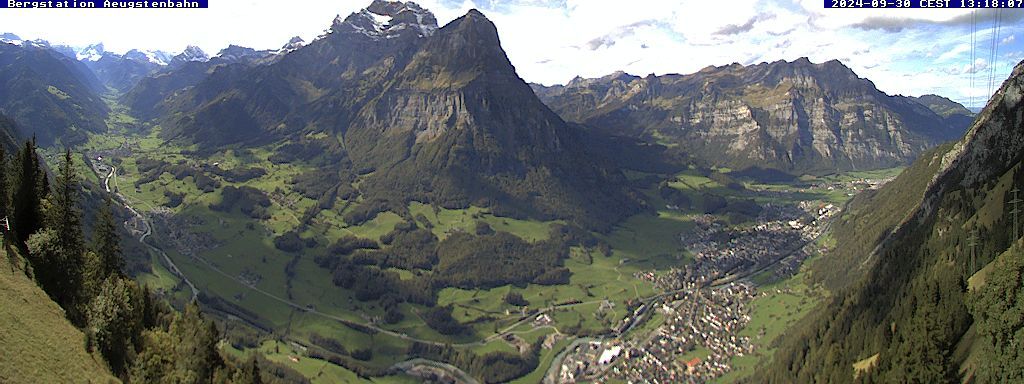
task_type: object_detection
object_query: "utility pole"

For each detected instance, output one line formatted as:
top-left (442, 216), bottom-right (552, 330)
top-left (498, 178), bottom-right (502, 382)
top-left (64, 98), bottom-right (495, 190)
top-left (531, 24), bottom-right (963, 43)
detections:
top-left (1010, 187), bottom-right (1022, 241)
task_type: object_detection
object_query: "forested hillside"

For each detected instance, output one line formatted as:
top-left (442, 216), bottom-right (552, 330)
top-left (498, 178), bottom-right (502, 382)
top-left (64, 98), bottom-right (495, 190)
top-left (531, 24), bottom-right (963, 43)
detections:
top-left (761, 60), bottom-right (1024, 383)
top-left (0, 44), bottom-right (109, 146)
top-left (0, 140), bottom-right (301, 383)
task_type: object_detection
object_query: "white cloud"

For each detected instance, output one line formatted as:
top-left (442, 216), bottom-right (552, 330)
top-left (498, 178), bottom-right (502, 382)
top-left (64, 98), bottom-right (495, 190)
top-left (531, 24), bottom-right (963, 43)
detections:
top-left (0, 0), bottom-right (1020, 108)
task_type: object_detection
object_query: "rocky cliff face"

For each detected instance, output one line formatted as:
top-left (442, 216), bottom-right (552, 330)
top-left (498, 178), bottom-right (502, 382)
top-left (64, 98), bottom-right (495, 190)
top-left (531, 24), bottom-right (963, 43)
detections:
top-left (532, 58), bottom-right (969, 174)
top-left (145, 1), bottom-right (641, 230)
top-left (763, 58), bottom-right (1024, 383)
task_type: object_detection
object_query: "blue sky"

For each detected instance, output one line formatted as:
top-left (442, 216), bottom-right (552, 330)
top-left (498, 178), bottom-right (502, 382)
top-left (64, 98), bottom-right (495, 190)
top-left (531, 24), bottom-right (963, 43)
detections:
top-left (1, 0), bottom-right (1021, 108)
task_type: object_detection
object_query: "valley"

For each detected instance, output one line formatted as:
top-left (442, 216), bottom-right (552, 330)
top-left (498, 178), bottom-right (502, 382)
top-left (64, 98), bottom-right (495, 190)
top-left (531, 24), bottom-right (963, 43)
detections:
top-left (2, 2), bottom-right (1020, 383)
top-left (78, 103), bottom-right (899, 382)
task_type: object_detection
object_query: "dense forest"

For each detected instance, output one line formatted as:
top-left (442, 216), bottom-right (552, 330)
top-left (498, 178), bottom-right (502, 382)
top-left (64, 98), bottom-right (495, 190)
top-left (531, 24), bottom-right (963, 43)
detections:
top-left (312, 219), bottom-right (597, 333)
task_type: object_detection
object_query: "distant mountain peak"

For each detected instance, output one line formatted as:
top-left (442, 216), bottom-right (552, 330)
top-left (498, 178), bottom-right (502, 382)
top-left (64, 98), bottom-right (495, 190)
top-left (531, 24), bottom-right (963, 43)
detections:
top-left (181, 45), bottom-right (208, 60)
top-left (217, 44), bottom-right (256, 57)
top-left (534, 58), bottom-right (971, 173)
top-left (0, 32), bottom-right (21, 45)
top-left (77, 43), bottom-right (105, 62)
top-left (171, 45), bottom-right (209, 65)
top-left (278, 36), bottom-right (306, 54)
top-left (122, 49), bottom-right (171, 66)
top-left (216, 44), bottom-right (283, 64)
top-left (330, 0), bottom-right (438, 39)
top-left (602, 70), bottom-right (639, 83)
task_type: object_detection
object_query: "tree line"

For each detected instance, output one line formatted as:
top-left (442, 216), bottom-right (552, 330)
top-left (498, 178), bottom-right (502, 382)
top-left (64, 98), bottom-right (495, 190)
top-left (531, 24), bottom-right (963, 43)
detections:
top-left (5, 140), bottom-right (295, 383)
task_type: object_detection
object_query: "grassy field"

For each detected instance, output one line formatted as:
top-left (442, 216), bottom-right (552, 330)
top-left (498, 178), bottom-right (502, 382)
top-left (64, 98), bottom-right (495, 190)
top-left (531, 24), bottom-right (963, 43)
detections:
top-left (715, 269), bottom-right (822, 383)
top-left (82, 124), bottom-right (883, 383)
top-left (853, 353), bottom-right (880, 378)
top-left (224, 340), bottom-right (419, 384)
top-left (408, 201), bottom-right (557, 242)
top-left (0, 250), bottom-right (119, 384)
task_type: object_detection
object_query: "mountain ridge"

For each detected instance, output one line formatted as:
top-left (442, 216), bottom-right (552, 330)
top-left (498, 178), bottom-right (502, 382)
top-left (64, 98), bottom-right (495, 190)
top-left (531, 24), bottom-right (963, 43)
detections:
top-left (130, 2), bottom-right (643, 231)
top-left (763, 58), bottom-right (1024, 382)
top-left (532, 58), bottom-right (970, 174)
top-left (0, 42), bottom-right (108, 146)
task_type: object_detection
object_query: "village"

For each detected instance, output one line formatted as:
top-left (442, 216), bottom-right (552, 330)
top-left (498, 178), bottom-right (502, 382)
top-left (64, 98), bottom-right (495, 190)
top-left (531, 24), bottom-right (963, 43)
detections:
top-left (554, 197), bottom-right (844, 383)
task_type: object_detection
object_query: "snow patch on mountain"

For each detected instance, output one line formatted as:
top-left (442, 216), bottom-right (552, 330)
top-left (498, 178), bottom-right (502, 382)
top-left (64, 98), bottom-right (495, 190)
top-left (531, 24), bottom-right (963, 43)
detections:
top-left (170, 45), bottom-right (209, 66)
top-left (0, 33), bottom-right (22, 46)
top-left (122, 49), bottom-right (171, 66)
top-left (143, 50), bottom-right (173, 65)
top-left (77, 43), bottom-right (105, 62)
top-left (277, 36), bottom-right (306, 54)
top-left (323, 1), bottom-right (438, 40)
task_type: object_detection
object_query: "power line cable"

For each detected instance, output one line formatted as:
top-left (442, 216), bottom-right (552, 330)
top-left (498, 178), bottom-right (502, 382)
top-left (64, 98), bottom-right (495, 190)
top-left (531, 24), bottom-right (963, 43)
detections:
top-left (971, 10), bottom-right (976, 109)
top-left (988, 9), bottom-right (1002, 99)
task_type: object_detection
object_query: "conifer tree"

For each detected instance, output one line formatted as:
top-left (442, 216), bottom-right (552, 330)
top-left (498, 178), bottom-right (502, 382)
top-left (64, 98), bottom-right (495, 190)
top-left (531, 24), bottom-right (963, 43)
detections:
top-left (13, 140), bottom-right (42, 246)
top-left (27, 148), bottom-right (88, 325)
top-left (93, 195), bottom-right (123, 277)
top-left (50, 147), bottom-right (85, 259)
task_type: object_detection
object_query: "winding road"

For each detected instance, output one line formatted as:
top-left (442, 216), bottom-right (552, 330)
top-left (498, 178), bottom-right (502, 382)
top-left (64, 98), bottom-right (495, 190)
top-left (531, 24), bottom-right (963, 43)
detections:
top-left (94, 162), bottom-right (483, 381)
top-left (103, 166), bottom-right (198, 302)
top-left (94, 157), bottom-right (835, 384)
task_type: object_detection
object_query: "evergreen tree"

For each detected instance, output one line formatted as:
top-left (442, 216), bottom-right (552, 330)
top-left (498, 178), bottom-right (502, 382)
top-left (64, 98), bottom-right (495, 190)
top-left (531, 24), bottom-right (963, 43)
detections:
top-left (232, 355), bottom-right (262, 384)
top-left (130, 329), bottom-right (176, 383)
top-left (12, 140), bottom-right (42, 247)
top-left (93, 195), bottom-right (123, 277)
top-left (82, 250), bottom-right (104, 299)
top-left (32, 136), bottom-right (48, 200)
top-left (50, 148), bottom-right (85, 259)
top-left (26, 228), bottom-right (84, 324)
top-left (969, 245), bottom-right (1024, 383)
top-left (170, 302), bottom-right (225, 382)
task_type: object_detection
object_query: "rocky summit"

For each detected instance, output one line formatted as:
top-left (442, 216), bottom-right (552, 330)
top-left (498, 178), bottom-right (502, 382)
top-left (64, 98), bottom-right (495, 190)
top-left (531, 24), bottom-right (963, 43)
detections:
top-left (532, 58), bottom-right (971, 174)
top-left (149, 1), bottom-right (641, 230)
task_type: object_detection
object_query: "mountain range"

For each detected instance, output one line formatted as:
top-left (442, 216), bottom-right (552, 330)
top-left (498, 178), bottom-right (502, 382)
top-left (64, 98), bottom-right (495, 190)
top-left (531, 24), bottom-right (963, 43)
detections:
top-left (128, 1), bottom-right (642, 230)
top-left (0, 42), bottom-right (108, 146)
top-left (532, 59), bottom-right (972, 174)
top-left (2, 16), bottom-right (973, 176)
top-left (1, 1), bottom-right (1020, 383)
top-left (764, 59), bottom-right (1024, 382)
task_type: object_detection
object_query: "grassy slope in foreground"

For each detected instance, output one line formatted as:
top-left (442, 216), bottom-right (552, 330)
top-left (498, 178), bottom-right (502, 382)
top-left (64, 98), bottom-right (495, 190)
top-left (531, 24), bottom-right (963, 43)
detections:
top-left (0, 250), bottom-right (119, 383)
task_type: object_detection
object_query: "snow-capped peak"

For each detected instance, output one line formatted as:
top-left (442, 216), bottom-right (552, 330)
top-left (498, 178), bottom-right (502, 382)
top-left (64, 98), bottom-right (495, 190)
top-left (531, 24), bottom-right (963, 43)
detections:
top-left (77, 43), bottom-right (105, 62)
top-left (325, 1), bottom-right (438, 40)
top-left (146, 50), bottom-right (174, 65)
top-left (123, 49), bottom-right (171, 66)
top-left (277, 36), bottom-right (306, 54)
top-left (0, 33), bottom-right (22, 46)
top-left (173, 45), bottom-right (209, 63)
